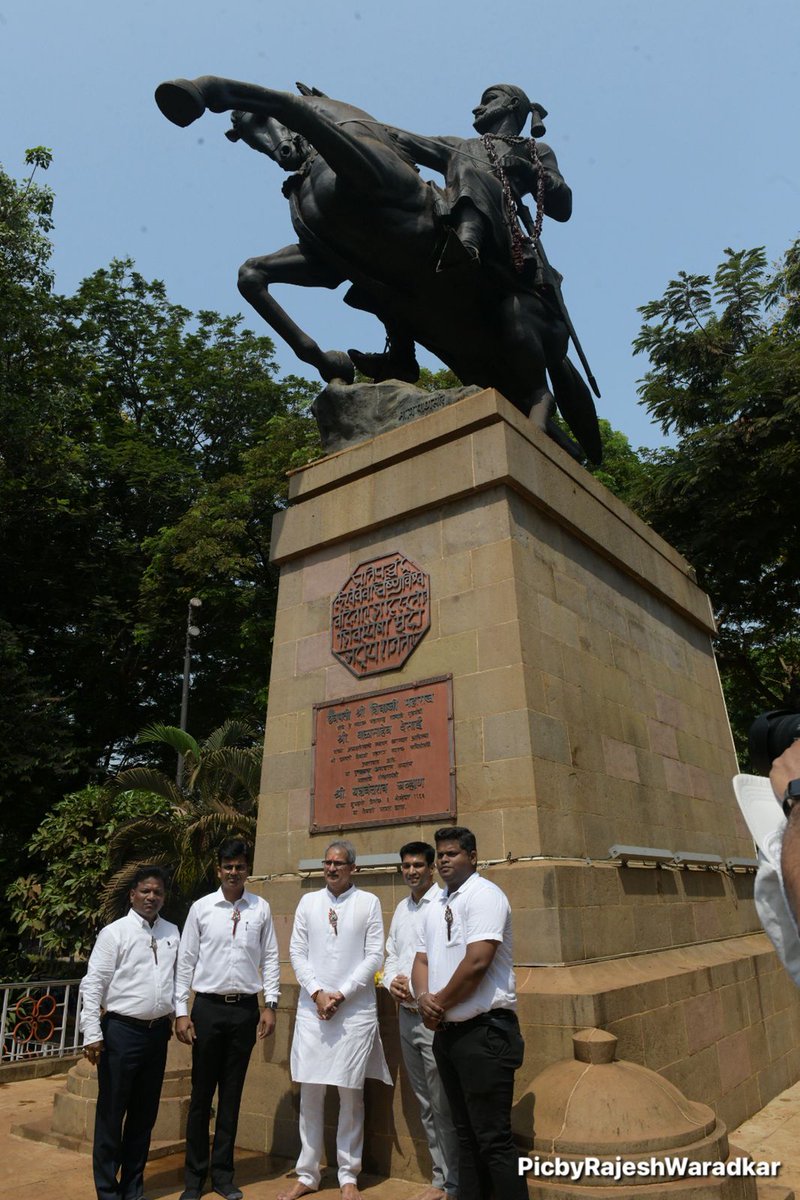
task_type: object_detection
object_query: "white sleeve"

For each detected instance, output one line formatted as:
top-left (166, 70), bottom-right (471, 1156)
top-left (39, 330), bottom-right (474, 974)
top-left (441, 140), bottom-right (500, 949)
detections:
top-left (80, 926), bottom-right (119, 1045)
top-left (289, 897), bottom-right (324, 998)
top-left (464, 885), bottom-right (508, 944)
top-left (259, 902), bottom-right (280, 1003)
top-left (174, 905), bottom-right (201, 1017)
top-left (383, 907), bottom-right (401, 994)
top-left (339, 895), bottom-right (384, 1000)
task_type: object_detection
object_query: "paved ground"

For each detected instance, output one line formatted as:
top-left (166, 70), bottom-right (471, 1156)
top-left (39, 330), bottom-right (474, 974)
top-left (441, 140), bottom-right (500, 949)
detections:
top-left (0, 1073), bottom-right (420, 1200)
top-left (3, 1071), bottom-right (800, 1199)
top-left (731, 1087), bottom-right (800, 1195)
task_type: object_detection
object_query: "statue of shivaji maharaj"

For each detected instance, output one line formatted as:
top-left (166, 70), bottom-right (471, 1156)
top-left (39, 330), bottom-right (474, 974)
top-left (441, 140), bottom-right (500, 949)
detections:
top-left (155, 74), bottom-right (602, 464)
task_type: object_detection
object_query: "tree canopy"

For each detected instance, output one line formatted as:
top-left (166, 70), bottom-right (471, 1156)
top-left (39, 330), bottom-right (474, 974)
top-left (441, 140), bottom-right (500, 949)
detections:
top-left (0, 151), bottom-right (321, 923)
top-left (4, 143), bottom-right (799, 964)
top-left (6, 784), bottom-right (169, 962)
top-left (101, 720), bottom-right (261, 928)
top-left (631, 240), bottom-right (800, 752)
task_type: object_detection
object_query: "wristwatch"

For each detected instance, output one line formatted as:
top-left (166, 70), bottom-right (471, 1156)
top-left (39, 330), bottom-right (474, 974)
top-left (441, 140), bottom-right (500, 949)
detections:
top-left (782, 779), bottom-right (800, 819)
top-left (265, 1000), bottom-right (279, 1011)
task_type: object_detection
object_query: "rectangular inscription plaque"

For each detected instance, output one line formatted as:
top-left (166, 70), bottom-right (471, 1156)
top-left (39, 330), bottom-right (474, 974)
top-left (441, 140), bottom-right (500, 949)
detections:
top-left (311, 675), bottom-right (455, 832)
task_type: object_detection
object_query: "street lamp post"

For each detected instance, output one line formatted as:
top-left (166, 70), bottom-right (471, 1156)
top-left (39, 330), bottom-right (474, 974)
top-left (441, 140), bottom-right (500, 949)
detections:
top-left (176, 597), bottom-right (202, 789)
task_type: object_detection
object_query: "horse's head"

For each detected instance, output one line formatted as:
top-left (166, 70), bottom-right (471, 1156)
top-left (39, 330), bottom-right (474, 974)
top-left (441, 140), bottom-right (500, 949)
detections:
top-left (227, 111), bottom-right (310, 172)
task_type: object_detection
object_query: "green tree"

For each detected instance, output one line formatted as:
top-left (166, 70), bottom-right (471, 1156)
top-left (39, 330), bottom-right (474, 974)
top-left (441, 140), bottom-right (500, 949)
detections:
top-left (588, 419), bottom-right (650, 506)
top-left (0, 148), bottom-right (92, 904)
top-left (0, 148), bottom-right (321, 792)
top-left (0, 151), bottom-right (323, 945)
top-left (6, 785), bottom-right (169, 962)
top-left (134, 384), bottom-right (321, 724)
top-left (632, 240), bottom-right (800, 755)
top-left (101, 720), bottom-right (262, 925)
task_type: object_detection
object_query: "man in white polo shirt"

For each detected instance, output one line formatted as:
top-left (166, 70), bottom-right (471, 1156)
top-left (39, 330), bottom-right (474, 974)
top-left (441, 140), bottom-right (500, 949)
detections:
top-left (412, 826), bottom-right (526, 1200)
top-left (384, 841), bottom-right (458, 1200)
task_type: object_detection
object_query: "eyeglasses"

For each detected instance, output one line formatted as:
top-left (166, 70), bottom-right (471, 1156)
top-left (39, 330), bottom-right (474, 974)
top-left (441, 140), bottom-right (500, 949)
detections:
top-left (322, 860), bottom-right (352, 868)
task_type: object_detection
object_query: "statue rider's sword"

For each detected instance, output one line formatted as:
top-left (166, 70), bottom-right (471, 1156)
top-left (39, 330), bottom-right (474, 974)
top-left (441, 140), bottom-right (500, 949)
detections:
top-left (517, 201), bottom-right (601, 400)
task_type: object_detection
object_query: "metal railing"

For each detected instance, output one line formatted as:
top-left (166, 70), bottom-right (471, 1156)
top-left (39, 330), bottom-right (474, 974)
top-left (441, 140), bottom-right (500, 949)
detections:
top-left (0, 978), bottom-right (83, 1064)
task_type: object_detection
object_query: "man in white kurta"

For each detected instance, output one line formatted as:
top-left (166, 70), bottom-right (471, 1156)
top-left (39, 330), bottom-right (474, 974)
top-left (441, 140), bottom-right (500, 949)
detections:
top-left (279, 841), bottom-right (390, 1200)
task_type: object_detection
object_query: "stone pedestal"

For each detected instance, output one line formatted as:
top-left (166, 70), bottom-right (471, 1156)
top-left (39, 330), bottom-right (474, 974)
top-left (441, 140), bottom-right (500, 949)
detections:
top-left (244, 389), bottom-right (800, 1180)
top-left (15, 1039), bottom-right (192, 1155)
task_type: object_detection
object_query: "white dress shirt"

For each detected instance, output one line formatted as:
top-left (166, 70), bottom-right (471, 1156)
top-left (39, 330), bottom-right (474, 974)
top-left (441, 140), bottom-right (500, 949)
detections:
top-left (417, 871), bottom-right (517, 1022)
top-left (80, 909), bottom-right (179, 1045)
top-left (289, 885), bottom-right (390, 1087)
top-left (384, 883), bottom-right (443, 1008)
top-left (175, 887), bottom-right (280, 1017)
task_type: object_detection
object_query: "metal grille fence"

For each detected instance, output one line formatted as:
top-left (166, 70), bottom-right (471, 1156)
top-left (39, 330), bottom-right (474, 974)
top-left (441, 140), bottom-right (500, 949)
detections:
top-left (0, 979), bottom-right (83, 1063)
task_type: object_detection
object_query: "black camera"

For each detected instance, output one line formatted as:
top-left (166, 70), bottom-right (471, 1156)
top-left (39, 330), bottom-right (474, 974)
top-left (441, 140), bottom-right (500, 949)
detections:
top-left (749, 710), bottom-right (800, 776)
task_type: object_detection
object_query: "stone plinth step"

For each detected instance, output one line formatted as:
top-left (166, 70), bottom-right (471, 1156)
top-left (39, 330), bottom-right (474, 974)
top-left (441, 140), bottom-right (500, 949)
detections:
top-left (10, 1117), bottom-right (183, 1159)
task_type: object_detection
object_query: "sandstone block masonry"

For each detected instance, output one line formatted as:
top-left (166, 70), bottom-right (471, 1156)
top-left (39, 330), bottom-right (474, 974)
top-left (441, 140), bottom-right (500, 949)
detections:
top-left (244, 389), bottom-right (800, 1179)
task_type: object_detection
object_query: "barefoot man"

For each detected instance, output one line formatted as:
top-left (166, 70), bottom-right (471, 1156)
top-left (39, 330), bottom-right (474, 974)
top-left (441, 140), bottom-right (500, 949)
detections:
top-left (278, 840), bottom-right (390, 1200)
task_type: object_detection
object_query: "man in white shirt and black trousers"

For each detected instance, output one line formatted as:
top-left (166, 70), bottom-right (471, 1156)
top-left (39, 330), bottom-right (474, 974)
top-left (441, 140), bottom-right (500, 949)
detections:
top-left (81, 864), bottom-right (179, 1200)
top-left (413, 826), bottom-right (527, 1200)
top-left (383, 840), bottom-right (458, 1200)
top-left (175, 838), bottom-right (280, 1200)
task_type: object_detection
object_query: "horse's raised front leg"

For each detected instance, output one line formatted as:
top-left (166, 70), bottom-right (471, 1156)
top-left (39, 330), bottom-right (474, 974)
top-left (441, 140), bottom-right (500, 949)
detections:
top-left (155, 77), bottom-right (391, 193)
top-left (238, 244), bottom-right (355, 384)
top-left (155, 76), bottom-right (285, 127)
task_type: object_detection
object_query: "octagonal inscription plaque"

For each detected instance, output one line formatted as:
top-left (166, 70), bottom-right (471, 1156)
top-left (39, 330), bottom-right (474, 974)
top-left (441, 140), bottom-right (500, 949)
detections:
top-left (331, 552), bottom-right (430, 677)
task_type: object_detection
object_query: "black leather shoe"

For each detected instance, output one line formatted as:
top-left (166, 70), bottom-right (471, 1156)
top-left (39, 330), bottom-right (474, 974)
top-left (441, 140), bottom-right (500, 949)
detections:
top-left (178, 1191), bottom-right (202, 1200)
top-left (213, 1187), bottom-right (243, 1200)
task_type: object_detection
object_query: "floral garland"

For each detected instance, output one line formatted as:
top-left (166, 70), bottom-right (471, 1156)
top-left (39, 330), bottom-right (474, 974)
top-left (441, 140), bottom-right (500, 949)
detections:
top-left (481, 134), bottom-right (545, 273)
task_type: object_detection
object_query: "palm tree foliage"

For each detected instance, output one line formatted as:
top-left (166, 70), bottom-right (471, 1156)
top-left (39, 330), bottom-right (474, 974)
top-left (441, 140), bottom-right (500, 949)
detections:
top-left (102, 719), bottom-right (262, 925)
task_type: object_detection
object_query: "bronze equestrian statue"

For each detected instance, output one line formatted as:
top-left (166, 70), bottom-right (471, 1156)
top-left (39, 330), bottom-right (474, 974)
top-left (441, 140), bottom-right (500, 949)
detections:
top-left (155, 75), bottom-right (602, 463)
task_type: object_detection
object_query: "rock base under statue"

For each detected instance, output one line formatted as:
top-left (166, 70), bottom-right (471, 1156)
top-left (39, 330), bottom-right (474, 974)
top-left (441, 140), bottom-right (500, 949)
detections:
top-left (313, 377), bottom-right (481, 453)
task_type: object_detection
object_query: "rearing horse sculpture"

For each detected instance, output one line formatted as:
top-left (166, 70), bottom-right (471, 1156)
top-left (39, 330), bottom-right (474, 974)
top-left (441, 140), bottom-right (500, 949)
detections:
top-left (155, 76), bottom-right (601, 463)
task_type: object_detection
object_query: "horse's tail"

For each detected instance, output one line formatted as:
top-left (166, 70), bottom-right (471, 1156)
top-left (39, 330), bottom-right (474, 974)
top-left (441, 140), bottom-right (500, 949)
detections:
top-left (549, 356), bottom-right (603, 465)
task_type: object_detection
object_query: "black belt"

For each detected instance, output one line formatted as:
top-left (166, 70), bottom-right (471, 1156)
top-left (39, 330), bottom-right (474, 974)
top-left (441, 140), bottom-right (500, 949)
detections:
top-left (438, 1008), bottom-right (517, 1033)
top-left (194, 991), bottom-right (259, 1005)
top-left (105, 1011), bottom-right (171, 1030)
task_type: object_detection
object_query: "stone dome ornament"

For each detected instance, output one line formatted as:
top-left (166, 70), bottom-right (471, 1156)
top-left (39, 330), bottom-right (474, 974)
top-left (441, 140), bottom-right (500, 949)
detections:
top-left (523, 1029), bottom-right (763, 1200)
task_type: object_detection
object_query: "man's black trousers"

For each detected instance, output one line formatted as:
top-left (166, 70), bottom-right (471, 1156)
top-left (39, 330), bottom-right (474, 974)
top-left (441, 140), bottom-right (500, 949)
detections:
top-left (184, 993), bottom-right (259, 1192)
top-left (433, 1010), bottom-right (527, 1200)
top-left (93, 1012), bottom-right (170, 1200)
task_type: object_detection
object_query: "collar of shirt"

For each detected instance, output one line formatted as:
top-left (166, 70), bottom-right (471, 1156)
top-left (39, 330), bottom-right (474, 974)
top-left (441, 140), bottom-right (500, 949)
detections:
top-left (326, 884), bottom-right (356, 904)
top-left (212, 886), bottom-right (255, 909)
top-left (408, 883), bottom-right (441, 910)
top-left (126, 909), bottom-right (165, 933)
top-left (443, 869), bottom-right (480, 901)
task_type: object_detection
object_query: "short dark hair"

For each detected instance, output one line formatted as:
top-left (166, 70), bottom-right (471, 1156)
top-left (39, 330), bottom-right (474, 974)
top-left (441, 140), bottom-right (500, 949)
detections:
top-left (129, 865), bottom-right (169, 889)
top-left (434, 826), bottom-right (476, 853)
top-left (399, 841), bottom-right (435, 865)
top-left (217, 838), bottom-right (251, 865)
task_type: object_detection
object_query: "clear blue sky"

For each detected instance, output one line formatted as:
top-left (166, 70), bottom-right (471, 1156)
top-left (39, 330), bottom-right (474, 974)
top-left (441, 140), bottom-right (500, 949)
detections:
top-left (3, 0), bottom-right (798, 448)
